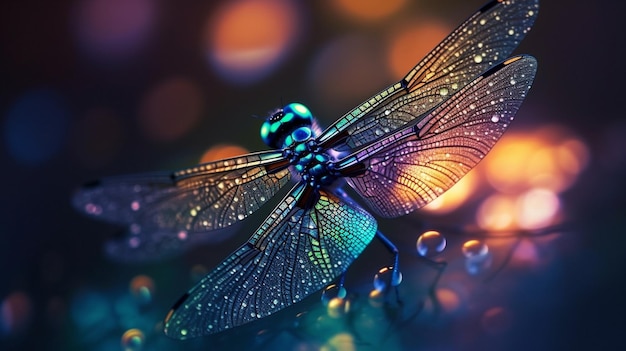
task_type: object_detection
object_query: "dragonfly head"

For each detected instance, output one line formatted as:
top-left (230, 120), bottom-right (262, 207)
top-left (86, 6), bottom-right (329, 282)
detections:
top-left (261, 103), bottom-right (314, 149)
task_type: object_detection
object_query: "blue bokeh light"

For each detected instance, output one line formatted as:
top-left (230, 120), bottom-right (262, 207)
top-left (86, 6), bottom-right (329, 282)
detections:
top-left (4, 89), bottom-right (69, 166)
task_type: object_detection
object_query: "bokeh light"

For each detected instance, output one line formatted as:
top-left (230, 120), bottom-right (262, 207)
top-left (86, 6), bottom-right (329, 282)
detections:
top-left (121, 328), bottom-right (145, 351)
top-left (386, 20), bottom-right (451, 79)
top-left (435, 288), bottom-right (461, 313)
top-left (138, 77), bottom-right (205, 142)
top-left (1, 291), bottom-right (33, 335)
top-left (515, 188), bottom-right (560, 230)
top-left (476, 194), bottom-right (517, 231)
top-left (72, 107), bottom-right (125, 169)
top-left (481, 306), bottom-right (512, 334)
top-left (326, 297), bottom-right (350, 319)
top-left (323, 332), bottom-right (355, 351)
top-left (368, 289), bottom-right (385, 308)
top-left (308, 34), bottom-right (388, 112)
top-left (333, 0), bottom-right (406, 22)
top-left (129, 275), bottom-right (155, 305)
top-left (200, 144), bottom-right (249, 163)
top-left (205, 0), bottom-right (301, 85)
top-left (73, 0), bottom-right (156, 62)
top-left (4, 89), bottom-right (69, 166)
top-left (511, 239), bottom-right (540, 267)
top-left (484, 128), bottom-right (589, 194)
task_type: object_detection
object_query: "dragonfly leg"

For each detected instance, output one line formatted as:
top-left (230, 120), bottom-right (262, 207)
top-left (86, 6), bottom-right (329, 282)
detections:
top-left (375, 230), bottom-right (403, 302)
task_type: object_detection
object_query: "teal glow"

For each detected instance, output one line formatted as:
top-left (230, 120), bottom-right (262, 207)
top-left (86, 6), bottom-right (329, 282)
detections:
top-left (282, 112), bottom-right (294, 123)
top-left (291, 103), bottom-right (309, 116)
top-left (260, 123), bottom-right (270, 139)
top-left (269, 121), bottom-right (281, 134)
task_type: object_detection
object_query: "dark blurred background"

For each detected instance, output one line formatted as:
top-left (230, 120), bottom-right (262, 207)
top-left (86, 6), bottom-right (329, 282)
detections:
top-left (1, 0), bottom-right (625, 350)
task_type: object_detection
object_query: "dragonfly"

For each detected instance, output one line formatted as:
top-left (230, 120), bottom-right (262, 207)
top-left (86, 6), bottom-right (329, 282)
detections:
top-left (73, 0), bottom-right (539, 339)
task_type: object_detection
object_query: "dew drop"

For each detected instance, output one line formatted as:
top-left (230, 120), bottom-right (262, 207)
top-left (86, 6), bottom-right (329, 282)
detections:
top-left (321, 284), bottom-right (347, 305)
top-left (479, 19), bottom-right (487, 25)
top-left (469, 103), bottom-right (476, 110)
top-left (473, 54), bottom-right (483, 63)
top-left (416, 230), bottom-right (446, 257)
top-left (129, 275), bottom-right (155, 305)
top-left (510, 79), bottom-right (517, 85)
top-left (237, 213), bottom-right (245, 220)
top-left (373, 266), bottom-right (402, 292)
top-left (462, 240), bottom-right (489, 258)
top-left (439, 87), bottom-right (449, 96)
top-left (451, 83), bottom-right (459, 90)
top-left (326, 297), bottom-right (349, 318)
top-left (491, 115), bottom-right (500, 123)
top-left (508, 29), bottom-right (515, 36)
top-left (121, 328), bottom-right (145, 351)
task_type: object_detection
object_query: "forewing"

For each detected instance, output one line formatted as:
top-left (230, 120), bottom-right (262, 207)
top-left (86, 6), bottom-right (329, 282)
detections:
top-left (163, 183), bottom-right (378, 338)
top-left (316, 0), bottom-right (539, 151)
top-left (103, 227), bottom-right (232, 263)
top-left (339, 56), bottom-right (537, 217)
top-left (72, 151), bottom-right (291, 232)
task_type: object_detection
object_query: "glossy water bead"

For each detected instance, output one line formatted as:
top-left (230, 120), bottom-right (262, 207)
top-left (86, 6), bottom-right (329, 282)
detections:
top-left (321, 284), bottom-right (347, 305)
top-left (462, 240), bottom-right (489, 258)
top-left (416, 230), bottom-right (447, 257)
top-left (129, 275), bottom-right (155, 305)
top-left (121, 328), bottom-right (145, 351)
top-left (463, 240), bottom-right (492, 275)
top-left (373, 266), bottom-right (403, 292)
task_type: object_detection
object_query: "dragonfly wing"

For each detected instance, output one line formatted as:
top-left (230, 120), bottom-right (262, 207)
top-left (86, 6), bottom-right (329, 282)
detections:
top-left (317, 0), bottom-right (539, 151)
top-left (103, 227), bottom-right (233, 263)
top-left (338, 56), bottom-right (537, 217)
top-left (163, 183), bottom-right (378, 338)
top-left (72, 150), bottom-right (291, 232)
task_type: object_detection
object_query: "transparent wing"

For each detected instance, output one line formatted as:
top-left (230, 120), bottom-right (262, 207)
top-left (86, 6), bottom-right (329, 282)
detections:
top-left (337, 55), bottom-right (537, 217)
top-left (163, 183), bottom-right (378, 338)
top-left (72, 150), bottom-right (291, 233)
top-left (317, 0), bottom-right (539, 151)
top-left (102, 227), bottom-right (234, 263)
